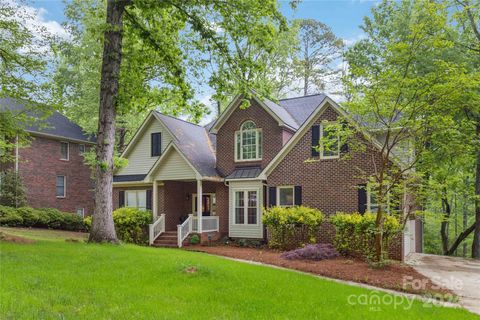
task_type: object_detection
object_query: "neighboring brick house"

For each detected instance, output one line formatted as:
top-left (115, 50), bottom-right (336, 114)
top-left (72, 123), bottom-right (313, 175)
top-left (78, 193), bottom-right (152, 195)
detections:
top-left (113, 93), bottom-right (422, 259)
top-left (0, 98), bottom-right (95, 216)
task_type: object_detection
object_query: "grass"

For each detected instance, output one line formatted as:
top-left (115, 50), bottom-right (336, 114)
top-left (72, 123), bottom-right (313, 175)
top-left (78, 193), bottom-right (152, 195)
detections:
top-left (0, 227), bottom-right (478, 320)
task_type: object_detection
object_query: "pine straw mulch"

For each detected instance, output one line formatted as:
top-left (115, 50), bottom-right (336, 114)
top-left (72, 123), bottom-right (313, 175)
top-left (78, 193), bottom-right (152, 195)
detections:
top-left (186, 244), bottom-right (453, 297)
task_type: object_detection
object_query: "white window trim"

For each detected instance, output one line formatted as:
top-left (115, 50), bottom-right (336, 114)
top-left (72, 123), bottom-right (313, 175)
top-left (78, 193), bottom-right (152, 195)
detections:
top-left (56, 175), bottom-right (66, 198)
top-left (76, 208), bottom-right (85, 218)
top-left (125, 190), bottom-right (147, 210)
top-left (234, 122), bottom-right (263, 162)
top-left (79, 144), bottom-right (85, 154)
top-left (60, 141), bottom-right (69, 161)
top-left (232, 188), bottom-right (260, 226)
top-left (366, 184), bottom-right (390, 214)
top-left (277, 186), bottom-right (295, 207)
top-left (320, 122), bottom-right (340, 160)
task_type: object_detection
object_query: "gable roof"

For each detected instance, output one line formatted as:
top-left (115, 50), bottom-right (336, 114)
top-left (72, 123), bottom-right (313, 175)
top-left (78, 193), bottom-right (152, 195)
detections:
top-left (278, 94), bottom-right (327, 125)
top-left (0, 97), bottom-right (95, 144)
top-left (259, 96), bottom-right (387, 179)
top-left (154, 112), bottom-right (219, 179)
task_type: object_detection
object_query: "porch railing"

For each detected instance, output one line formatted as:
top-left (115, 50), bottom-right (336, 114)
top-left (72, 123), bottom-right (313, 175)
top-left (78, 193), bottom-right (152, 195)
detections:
top-left (149, 214), bottom-right (165, 245)
top-left (177, 214), bottom-right (193, 248)
top-left (192, 216), bottom-right (219, 233)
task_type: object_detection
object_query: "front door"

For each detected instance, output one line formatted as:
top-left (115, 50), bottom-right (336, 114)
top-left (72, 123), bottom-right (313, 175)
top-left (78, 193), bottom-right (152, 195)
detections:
top-left (193, 194), bottom-right (214, 216)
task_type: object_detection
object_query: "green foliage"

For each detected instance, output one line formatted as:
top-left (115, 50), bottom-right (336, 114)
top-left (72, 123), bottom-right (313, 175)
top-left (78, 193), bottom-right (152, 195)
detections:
top-left (83, 215), bottom-right (92, 231)
top-left (189, 234), bottom-right (200, 245)
top-left (112, 207), bottom-right (152, 245)
top-left (330, 212), bottom-right (400, 261)
top-left (0, 205), bottom-right (86, 231)
top-left (263, 206), bottom-right (324, 250)
top-left (0, 170), bottom-right (27, 208)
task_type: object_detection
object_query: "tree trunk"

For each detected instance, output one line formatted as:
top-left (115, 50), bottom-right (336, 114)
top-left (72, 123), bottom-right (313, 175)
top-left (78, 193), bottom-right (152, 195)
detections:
top-left (89, 0), bottom-right (130, 243)
top-left (472, 122), bottom-right (480, 259)
top-left (446, 223), bottom-right (476, 256)
top-left (440, 192), bottom-right (451, 255)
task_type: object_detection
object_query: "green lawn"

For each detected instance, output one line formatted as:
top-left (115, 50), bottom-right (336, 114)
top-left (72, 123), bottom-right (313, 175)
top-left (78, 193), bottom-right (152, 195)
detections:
top-left (0, 228), bottom-right (478, 320)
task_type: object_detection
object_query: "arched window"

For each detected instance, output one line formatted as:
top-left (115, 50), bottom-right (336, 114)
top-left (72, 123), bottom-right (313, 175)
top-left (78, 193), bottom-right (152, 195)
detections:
top-left (235, 121), bottom-right (262, 161)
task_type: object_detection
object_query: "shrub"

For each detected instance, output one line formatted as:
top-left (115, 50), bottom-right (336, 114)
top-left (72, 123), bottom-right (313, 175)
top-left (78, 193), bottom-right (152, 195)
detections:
top-left (189, 234), bottom-right (200, 245)
top-left (281, 243), bottom-right (340, 261)
top-left (0, 205), bottom-right (86, 231)
top-left (83, 216), bottom-right (92, 231)
top-left (112, 207), bottom-right (152, 245)
top-left (330, 212), bottom-right (400, 261)
top-left (0, 205), bottom-right (23, 226)
top-left (263, 206), bottom-right (324, 250)
top-left (0, 170), bottom-right (27, 208)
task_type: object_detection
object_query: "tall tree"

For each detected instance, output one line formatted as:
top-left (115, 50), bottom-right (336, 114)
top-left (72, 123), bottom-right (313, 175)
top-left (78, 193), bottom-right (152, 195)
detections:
top-left (87, 0), bottom-right (286, 242)
top-left (293, 19), bottom-right (343, 96)
top-left (344, 0), bottom-right (477, 261)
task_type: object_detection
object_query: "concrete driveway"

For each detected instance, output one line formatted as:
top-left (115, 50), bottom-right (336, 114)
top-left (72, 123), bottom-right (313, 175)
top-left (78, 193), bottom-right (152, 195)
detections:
top-left (407, 253), bottom-right (480, 315)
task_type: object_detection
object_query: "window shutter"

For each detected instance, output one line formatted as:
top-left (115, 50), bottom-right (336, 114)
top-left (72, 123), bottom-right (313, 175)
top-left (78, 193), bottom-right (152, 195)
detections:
top-left (294, 186), bottom-right (302, 206)
top-left (146, 189), bottom-right (152, 210)
top-left (263, 186), bottom-right (267, 208)
top-left (358, 184), bottom-right (367, 214)
top-left (268, 187), bottom-right (277, 207)
top-left (340, 122), bottom-right (349, 154)
top-left (151, 133), bottom-right (161, 156)
top-left (119, 191), bottom-right (125, 208)
top-left (311, 125), bottom-right (320, 156)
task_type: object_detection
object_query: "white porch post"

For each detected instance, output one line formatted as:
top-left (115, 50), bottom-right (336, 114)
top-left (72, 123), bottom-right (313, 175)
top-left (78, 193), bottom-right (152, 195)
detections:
top-left (153, 180), bottom-right (158, 220)
top-left (197, 179), bottom-right (202, 234)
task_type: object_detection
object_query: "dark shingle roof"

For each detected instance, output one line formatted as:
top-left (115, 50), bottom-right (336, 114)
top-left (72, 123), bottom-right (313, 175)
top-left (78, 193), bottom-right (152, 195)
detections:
top-left (113, 174), bottom-right (146, 183)
top-left (0, 97), bottom-right (95, 143)
top-left (262, 98), bottom-right (299, 130)
top-left (155, 112), bottom-right (219, 178)
top-left (225, 167), bottom-right (262, 180)
top-left (278, 94), bottom-right (327, 126)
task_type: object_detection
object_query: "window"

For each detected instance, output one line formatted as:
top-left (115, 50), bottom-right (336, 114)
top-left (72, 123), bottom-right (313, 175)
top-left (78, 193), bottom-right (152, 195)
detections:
top-left (76, 208), bottom-right (85, 218)
top-left (278, 186), bottom-right (294, 207)
top-left (56, 176), bottom-right (66, 197)
top-left (151, 132), bottom-right (162, 156)
top-left (320, 123), bottom-right (340, 159)
top-left (235, 121), bottom-right (262, 161)
top-left (60, 142), bottom-right (69, 160)
top-left (79, 144), bottom-right (85, 154)
top-left (234, 189), bottom-right (258, 225)
top-left (367, 184), bottom-right (390, 214)
top-left (125, 190), bottom-right (147, 210)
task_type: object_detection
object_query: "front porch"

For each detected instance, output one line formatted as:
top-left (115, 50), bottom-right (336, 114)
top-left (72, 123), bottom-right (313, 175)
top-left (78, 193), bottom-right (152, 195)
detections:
top-left (148, 179), bottom-right (225, 247)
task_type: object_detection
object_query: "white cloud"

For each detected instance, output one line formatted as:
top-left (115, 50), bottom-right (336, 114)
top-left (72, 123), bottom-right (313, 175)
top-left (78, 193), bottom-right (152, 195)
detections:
top-left (343, 33), bottom-right (366, 46)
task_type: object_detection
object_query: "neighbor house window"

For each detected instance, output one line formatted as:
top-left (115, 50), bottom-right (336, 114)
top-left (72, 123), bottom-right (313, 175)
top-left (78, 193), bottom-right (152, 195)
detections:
top-left (76, 208), bottom-right (85, 218)
top-left (151, 132), bottom-right (162, 156)
top-left (60, 142), bottom-right (69, 160)
top-left (320, 123), bottom-right (340, 159)
top-left (79, 144), bottom-right (85, 154)
top-left (235, 121), bottom-right (262, 161)
top-left (125, 190), bottom-right (147, 210)
top-left (277, 186), bottom-right (294, 207)
top-left (234, 189), bottom-right (258, 225)
top-left (56, 176), bottom-right (66, 198)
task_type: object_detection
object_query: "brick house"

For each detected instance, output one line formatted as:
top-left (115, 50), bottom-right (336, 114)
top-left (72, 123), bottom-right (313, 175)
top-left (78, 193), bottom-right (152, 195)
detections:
top-left (0, 98), bottom-right (95, 217)
top-left (113, 93), bottom-right (422, 259)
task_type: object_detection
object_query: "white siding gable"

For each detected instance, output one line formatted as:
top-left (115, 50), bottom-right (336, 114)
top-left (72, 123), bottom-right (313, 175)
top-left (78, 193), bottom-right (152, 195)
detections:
top-left (117, 118), bottom-right (173, 175)
top-left (152, 147), bottom-right (197, 180)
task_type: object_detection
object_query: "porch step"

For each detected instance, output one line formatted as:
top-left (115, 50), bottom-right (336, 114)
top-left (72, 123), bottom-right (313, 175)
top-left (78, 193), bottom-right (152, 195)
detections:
top-left (152, 231), bottom-right (179, 248)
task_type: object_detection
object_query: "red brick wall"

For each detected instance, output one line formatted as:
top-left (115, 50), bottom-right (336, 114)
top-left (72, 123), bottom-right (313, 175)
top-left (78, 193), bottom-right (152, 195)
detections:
top-left (267, 104), bottom-right (402, 259)
top-left (113, 180), bottom-right (229, 235)
top-left (17, 135), bottom-right (94, 215)
top-left (216, 99), bottom-right (286, 176)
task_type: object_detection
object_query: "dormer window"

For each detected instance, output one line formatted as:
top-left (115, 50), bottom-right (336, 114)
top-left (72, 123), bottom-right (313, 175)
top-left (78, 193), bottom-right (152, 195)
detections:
top-left (235, 121), bottom-right (262, 161)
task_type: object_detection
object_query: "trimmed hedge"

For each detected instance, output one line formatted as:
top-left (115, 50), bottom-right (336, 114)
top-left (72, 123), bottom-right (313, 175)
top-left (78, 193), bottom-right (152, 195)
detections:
top-left (263, 206), bottom-right (324, 250)
top-left (330, 212), bottom-right (401, 261)
top-left (84, 207), bottom-right (152, 245)
top-left (0, 205), bottom-right (86, 231)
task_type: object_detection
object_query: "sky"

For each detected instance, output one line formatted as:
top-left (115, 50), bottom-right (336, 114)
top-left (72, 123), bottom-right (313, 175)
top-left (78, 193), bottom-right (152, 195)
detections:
top-left (24, 0), bottom-right (379, 122)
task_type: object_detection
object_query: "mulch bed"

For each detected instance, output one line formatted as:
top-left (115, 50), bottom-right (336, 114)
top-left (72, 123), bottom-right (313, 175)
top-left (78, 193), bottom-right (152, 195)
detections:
top-left (0, 232), bottom-right (36, 244)
top-left (186, 244), bottom-right (452, 297)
